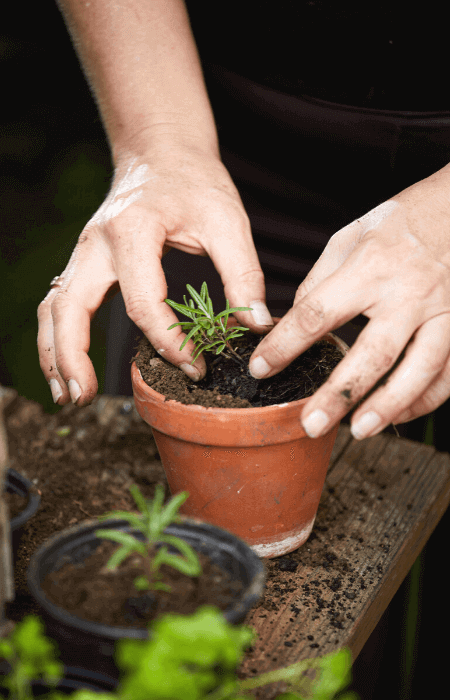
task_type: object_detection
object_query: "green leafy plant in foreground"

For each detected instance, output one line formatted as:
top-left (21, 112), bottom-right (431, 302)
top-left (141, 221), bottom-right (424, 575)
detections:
top-left (95, 484), bottom-right (202, 592)
top-left (0, 616), bottom-right (63, 700)
top-left (165, 282), bottom-right (253, 364)
top-left (0, 609), bottom-right (358, 700)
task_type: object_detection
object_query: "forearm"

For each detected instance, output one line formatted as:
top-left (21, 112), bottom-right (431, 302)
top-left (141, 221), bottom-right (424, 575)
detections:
top-left (56, 0), bottom-right (219, 160)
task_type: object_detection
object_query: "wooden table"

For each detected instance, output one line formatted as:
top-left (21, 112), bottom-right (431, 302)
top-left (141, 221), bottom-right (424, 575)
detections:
top-left (238, 424), bottom-right (450, 697)
top-left (4, 395), bottom-right (450, 691)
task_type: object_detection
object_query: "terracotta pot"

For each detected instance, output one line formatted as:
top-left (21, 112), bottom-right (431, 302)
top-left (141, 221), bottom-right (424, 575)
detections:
top-left (131, 325), bottom-right (347, 558)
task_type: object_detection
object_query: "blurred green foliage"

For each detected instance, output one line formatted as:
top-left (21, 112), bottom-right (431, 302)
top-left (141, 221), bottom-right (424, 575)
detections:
top-left (0, 141), bottom-right (111, 413)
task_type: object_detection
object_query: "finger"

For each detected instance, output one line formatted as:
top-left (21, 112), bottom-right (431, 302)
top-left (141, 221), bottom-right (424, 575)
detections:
top-left (297, 313), bottom-right (416, 438)
top-left (248, 241), bottom-right (381, 381)
top-left (50, 237), bottom-right (118, 406)
top-left (394, 349), bottom-right (450, 425)
top-left (37, 287), bottom-right (71, 405)
top-left (109, 210), bottom-right (208, 380)
top-left (205, 215), bottom-right (274, 333)
top-left (349, 314), bottom-right (450, 438)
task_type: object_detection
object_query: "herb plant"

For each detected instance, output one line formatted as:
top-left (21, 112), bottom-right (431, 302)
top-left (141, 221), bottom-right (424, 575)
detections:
top-left (165, 282), bottom-right (253, 364)
top-left (0, 609), bottom-right (357, 700)
top-left (0, 616), bottom-right (63, 700)
top-left (113, 606), bottom-right (356, 700)
top-left (95, 484), bottom-right (201, 592)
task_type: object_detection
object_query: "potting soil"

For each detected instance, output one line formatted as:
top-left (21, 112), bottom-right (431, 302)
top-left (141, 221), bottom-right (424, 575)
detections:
top-left (135, 332), bottom-right (342, 408)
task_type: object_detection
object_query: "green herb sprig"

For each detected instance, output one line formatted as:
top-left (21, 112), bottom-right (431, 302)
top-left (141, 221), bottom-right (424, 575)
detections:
top-left (165, 282), bottom-right (253, 364)
top-left (95, 484), bottom-right (201, 592)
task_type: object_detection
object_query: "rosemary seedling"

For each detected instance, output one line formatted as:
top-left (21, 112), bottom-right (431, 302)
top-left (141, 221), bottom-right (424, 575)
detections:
top-left (165, 282), bottom-right (252, 364)
top-left (96, 485), bottom-right (201, 592)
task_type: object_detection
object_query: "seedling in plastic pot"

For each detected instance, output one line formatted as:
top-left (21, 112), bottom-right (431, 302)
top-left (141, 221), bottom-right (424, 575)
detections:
top-left (95, 484), bottom-right (201, 592)
top-left (165, 282), bottom-right (253, 364)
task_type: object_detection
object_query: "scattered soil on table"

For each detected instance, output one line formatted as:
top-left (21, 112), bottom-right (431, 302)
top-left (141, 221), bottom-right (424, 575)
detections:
top-left (134, 331), bottom-right (343, 408)
top-left (42, 539), bottom-right (242, 628)
top-left (4, 394), bottom-right (167, 622)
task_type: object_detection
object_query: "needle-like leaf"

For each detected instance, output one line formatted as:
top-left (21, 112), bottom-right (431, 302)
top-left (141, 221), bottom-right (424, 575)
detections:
top-left (95, 485), bottom-right (201, 594)
top-left (165, 283), bottom-right (253, 364)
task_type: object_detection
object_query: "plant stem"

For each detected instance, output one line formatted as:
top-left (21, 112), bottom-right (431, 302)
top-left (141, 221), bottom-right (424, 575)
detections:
top-left (237, 658), bottom-right (319, 691)
top-left (199, 330), bottom-right (244, 365)
top-left (206, 658), bottom-right (321, 700)
top-left (138, 546), bottom-right (156, 589)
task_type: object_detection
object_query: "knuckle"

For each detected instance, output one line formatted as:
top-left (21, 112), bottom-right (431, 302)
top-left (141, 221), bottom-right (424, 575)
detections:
top-left (124, 295), bottom-right (151, 329)
top-left (50, 291), bottom-right (71, 321)
top-left (37, 298), bottom-right (50, 320)
top-left (227, 267), bottom-right (265, 296)
top-left (291, 298), bottom-right (327, 337)
top-left (263, 339), bottom-right (292, 366)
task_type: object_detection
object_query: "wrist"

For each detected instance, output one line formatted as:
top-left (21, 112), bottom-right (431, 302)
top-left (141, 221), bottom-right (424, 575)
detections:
top-left (110, 119), bottom-right (220, 167)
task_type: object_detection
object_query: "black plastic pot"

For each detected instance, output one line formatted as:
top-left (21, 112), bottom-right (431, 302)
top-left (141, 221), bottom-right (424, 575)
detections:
top-left (0, 665), bottom-right (117, 697)
top-left (5, 468), bottom-right (41, 562)
top-left (27, 517), bottom-right (266, 678)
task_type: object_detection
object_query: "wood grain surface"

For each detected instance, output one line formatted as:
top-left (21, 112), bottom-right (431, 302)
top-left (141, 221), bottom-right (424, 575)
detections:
top-left (239, 425), bottom-right (450, 698)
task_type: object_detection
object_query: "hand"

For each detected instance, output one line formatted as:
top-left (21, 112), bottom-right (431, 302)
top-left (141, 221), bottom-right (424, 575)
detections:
top-left (38, 145), bottom-right (273, 407)
top-left (249, 164), bottom-right (450, 439)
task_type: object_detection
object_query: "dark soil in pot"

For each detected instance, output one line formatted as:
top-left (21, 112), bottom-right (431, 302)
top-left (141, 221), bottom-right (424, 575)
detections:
top-left (41, 537), bottom-right (243, 628)
top-left (134, 332), bottom-right (343, 409)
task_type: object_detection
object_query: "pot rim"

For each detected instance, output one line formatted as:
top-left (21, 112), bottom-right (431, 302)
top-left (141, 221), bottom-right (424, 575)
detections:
top-left (131, 330), bottom-right (348, 416)
top-left (6, 467), bottom-right (41, 531)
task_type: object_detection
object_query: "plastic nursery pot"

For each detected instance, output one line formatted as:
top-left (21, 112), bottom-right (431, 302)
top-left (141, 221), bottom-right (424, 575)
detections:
top-left (27, 517), bottom-right (265, 679)
top-left (5, 468), bottom-right (41, 564)
top-left (131, 326), bottom-right (348, 559)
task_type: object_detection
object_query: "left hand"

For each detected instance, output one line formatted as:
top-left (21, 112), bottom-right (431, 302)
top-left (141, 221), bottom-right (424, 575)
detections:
top-left (249, 164), bottom-right (450, 439)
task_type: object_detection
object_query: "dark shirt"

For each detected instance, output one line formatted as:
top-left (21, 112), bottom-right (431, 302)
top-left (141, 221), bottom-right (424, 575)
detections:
top-left (186, 1), bottom-right (447, 112)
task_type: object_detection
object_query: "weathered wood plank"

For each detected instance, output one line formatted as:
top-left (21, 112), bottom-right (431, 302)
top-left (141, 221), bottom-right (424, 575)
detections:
top-left (0, 386), bottom-right (17, 626)
top-left (239, 425), bottom-right (450, 698)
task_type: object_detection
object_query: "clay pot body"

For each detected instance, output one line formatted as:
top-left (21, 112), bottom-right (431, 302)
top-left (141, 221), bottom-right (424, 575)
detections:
top-left (132, 331), bottom-right (347, 559)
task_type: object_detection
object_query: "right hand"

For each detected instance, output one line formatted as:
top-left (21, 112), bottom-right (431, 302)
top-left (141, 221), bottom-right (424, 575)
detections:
top-left (37, 142), bottom-right (273, 407)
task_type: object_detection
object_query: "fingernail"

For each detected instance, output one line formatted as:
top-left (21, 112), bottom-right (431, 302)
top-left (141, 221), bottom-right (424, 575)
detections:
top-left (249, 356), bottom-right (271, 379)
top-left (351, 411), bottom-right (382, 440)
top-left (302, 409), bottom-right (330, 438)
top-left (180, 363), bottom-right (201, 381)
top-left (68, 378), bottom-right (82, 404)
top-left (49, 378), bottom-right (63, 404)
top-left (249, 300), bottom-right (273, 326)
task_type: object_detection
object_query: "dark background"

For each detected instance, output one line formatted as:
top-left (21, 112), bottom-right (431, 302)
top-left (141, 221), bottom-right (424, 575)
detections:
top-left (1, 0), bottom-right (112, 413)
top-left (2, 2), bottom-right (450, 698)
